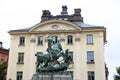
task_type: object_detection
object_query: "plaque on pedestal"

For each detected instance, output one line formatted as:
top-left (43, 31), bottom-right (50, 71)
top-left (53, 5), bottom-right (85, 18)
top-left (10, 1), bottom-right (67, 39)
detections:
top-left (32, 72), bottom-right (73, 80)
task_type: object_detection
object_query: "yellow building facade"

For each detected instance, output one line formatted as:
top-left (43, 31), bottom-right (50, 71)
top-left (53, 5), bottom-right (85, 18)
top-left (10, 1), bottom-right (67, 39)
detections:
top-left (7, 6), bottom-right (107, 80)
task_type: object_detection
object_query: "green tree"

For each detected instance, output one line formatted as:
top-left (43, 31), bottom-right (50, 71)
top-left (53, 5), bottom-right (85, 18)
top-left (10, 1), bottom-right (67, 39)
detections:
top-left (0, 62), bottom-right (7, 80)
top-left (114, 67), bottom-right (120, 80)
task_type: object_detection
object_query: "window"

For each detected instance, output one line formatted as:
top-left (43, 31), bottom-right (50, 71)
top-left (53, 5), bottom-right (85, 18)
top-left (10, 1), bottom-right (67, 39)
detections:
top-left (1, 56), bottom-right (5, 62)
top-left (16, 71), bottom-right (23, 80)
top-left (67, 35), bottom-right (73, 44)
top-left (19, 37), bottom-right (25, 46)
top-left (52, 36), bottom-right (58, 44)
top-left (87, 51), bottom-right (94, 63)
top-left (38, 36), bottom-right (43, 45)
top-left (88, 71), bottom-right (95, 80)
top-left (68, 51), bottom-right (73, 62)
top-left (17, 53), bottom-right (24, 64)
top-left (87, 35), bottom-right (93, 44)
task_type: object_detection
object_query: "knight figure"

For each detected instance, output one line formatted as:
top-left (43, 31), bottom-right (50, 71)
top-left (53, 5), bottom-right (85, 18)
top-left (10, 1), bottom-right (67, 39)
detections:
top-left (35, 35), bottom-right (73, 73)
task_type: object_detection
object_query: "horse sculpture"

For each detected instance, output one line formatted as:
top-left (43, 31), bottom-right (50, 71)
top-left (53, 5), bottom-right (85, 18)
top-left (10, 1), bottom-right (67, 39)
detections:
top-left (35, 35), bottom-right (73, 73)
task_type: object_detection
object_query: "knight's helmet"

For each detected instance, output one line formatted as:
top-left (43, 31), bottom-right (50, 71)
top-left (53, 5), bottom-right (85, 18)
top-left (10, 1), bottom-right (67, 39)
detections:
top-left (46, 35), bottom-right (53, 42)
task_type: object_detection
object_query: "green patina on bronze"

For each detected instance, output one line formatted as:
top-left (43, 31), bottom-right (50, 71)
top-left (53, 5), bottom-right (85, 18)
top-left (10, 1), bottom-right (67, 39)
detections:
top-left (35, 35), bottom-right (73, 73)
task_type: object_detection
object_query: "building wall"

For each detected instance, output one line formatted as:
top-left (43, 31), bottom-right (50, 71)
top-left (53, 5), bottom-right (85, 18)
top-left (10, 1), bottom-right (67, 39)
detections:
top-left (0, 49), bottom-right (8, 63)
top-left (0, 44), bottom-right (9, 80)
top-left (7, 21), bottom-right (106, 80)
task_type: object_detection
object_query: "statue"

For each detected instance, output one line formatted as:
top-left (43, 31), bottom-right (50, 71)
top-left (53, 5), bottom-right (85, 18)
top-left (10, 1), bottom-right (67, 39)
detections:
top-left (35, 35), bottom-right (73, 73)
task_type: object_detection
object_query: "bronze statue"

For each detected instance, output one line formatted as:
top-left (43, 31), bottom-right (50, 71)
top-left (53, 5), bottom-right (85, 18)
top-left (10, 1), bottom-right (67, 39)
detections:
top-left (35, 35), bottom-right (73, 73)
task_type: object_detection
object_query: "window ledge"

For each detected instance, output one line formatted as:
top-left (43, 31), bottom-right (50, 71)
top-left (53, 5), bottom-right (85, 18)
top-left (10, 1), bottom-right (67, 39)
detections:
top-left (37, 44), bottom-right (43, 46)
top-left (87, 62), bottom-right (95, 64)
top-left (17, 62), bottom-right (24, 64)
top-left (67, 43), bottom-right (73, 45)
top-left (87, 43), bottom-right (94, 45)
top-left (18, 44), bottom-right (25, 46)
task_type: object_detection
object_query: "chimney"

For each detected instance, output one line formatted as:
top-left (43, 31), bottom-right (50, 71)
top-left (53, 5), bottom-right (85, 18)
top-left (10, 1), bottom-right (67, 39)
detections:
top-left (0, 42), bottom-right (3, 48)
top-left (42, 10), bottom-right (51, 16)
top-left (72, 8), bottom-right (83, 22)
top-left (61, 5), bottom-right (68, 15)
top-left (74, 8), bottom-right (81, 15)
top-left (41, 10), bottom-right (53, 22)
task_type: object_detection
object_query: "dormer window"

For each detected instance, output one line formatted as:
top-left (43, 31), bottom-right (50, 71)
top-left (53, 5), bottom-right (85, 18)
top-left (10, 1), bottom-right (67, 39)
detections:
top-left (63, 18), bottom-right (68, 20)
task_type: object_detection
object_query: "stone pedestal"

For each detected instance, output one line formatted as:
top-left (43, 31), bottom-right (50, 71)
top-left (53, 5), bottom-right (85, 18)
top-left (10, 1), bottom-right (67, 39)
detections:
top-left (32, 72), bottom-right (73, 80)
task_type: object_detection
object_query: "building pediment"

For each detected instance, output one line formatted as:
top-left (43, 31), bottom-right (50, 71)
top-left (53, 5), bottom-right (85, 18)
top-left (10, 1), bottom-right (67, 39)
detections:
top-left (29, 20), bottom-right (81, 32)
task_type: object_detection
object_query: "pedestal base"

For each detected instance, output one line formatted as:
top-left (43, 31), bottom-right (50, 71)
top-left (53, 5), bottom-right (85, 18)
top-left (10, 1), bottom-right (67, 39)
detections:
top-left (32, 72), bottom-right (73, 80)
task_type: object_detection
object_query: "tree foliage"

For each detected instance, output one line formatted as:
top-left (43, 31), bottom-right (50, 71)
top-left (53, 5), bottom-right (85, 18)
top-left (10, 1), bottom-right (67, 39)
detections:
top-left (0, 62), bottom-right (7, 80)
top-left (114, 67), bottom-right (120, 80)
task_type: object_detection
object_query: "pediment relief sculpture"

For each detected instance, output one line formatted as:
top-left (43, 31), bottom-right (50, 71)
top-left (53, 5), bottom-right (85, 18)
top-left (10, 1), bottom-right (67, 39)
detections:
top-left (29, 20), bottom-right (81, 32)
top-left (32, 24), bottom-right (79, 32)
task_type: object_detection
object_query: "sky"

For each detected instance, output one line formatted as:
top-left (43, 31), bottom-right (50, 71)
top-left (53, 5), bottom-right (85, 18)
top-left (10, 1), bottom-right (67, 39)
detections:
top-left (0, 0), bottom-right (120, 80)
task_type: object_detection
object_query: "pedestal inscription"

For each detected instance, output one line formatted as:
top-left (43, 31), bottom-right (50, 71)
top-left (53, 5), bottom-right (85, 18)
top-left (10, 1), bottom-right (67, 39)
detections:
top-left (32, 72), bottom-right (73, 80)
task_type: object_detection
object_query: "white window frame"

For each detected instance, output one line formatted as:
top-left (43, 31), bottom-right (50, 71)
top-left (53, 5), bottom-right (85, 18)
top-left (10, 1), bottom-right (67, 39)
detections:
top-left (1, 56), bottom-right (5, 62)
top-left (88, 71), bottom-right (95, 80)
top-left (87, 51), bottom-right (94, 63)
top-left (16, 71), bottom-right (23, 80)
top-left (38, 36), bottom-right (43, 45)
top-left (19, 37), bottom-right (25, 46)
top-left (67, 35), bottom-right (73, 44)
top-left (87, 35), bottom-right (93, 44)
top-left (17, 52), bottom-right (24, 64)
top-left (52, 36), bottom-right (58, 44)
